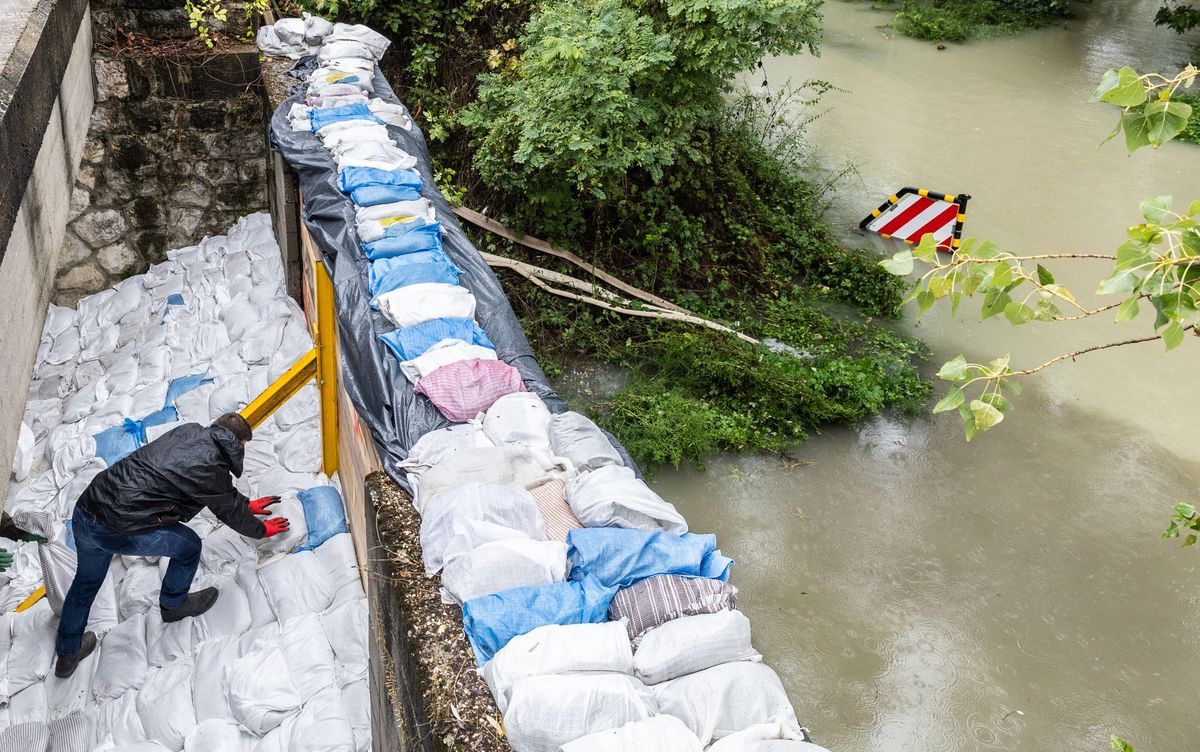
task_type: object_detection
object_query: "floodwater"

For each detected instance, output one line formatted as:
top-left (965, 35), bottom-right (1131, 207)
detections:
top-left (650, 3), bottom-right (1200, 750)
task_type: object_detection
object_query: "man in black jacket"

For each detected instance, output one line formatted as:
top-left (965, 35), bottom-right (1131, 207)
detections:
top-left (53, 413), bottom-right (291, 678)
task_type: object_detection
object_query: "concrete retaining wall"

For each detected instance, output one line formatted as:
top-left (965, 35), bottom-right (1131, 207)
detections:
top-left (0, 0), bottom-right (95, 503)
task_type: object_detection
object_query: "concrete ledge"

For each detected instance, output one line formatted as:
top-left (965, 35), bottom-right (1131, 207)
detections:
top-left (0, 0), bottom-right (91, 262)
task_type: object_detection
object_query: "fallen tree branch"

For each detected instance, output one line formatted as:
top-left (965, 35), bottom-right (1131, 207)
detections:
top-left (454, 206), bottom-right (692, 315)
top-left (481, 252), bottom-right (760, 346)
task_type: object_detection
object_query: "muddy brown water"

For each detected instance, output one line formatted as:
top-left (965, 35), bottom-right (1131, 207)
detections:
top-left (646, 3), bottom-right (1200, 750)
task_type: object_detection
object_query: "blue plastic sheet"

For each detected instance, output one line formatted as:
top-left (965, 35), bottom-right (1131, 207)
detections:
top-left (310, 104), bottom-right (384, 132)
top-left (93, 418), bottom-right (146, 466)
top-left (142, 406), bottom-right (179, 429)
top-left (163, 373), bottom-right (211, 409)
top-left (166, 293), bottom-right (185, 306)
top-left (296, 486), bottom-right (349, 552)
top-left (368, 261), bottom-right (460, 302)
top-left (337, 166), bottom-right (423, 193)
top-left (566, 528), bottom-right (733, 589)
top-left (461, 574), bottom-right (617, 665)
top-left (350, 184), bottom-right (422, 206)
top-left (378, 317), bottom-right (495, 362)
top-left (362, 223), bottom-right (443, 260)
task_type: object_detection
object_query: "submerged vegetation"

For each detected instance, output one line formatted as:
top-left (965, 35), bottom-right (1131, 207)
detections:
top-left (865, 0), bottom-right (1073, 41)
top-left (299, 0), bottom-right (931, 469)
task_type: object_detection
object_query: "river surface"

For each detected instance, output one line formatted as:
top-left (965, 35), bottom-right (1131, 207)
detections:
top-left (648, 3), bottom-right (1200, 750)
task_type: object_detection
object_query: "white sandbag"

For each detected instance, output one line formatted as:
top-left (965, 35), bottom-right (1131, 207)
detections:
top-left (278, 422), bottom-right (322, 473)
top-left (191, 638), bottom-right (240, 723)
top-left (79, 327), bottom-right (119, 362)
top-left (413, 446), bottom-right (558, 515)
top-left (208, 375), bottom-right (251, 418)
top-left (87, 572), bottom-right (120, 639)
top-left (208, 342), bottom-right (249, 379)
top-left (235, 558), bottom-right (276, 628)
top-left (326, 22), bottom-right (390, 58)
top-left (10, 471), bottom-right (59, 514)
top-left (254, 495), bottom-right (308, 564)
top-left (503, 674), bottom-right (656, 752)
top-left (118, 564), bottom-right (162, 620)
top-left (184, 719), bottom-right (252, 752)
top-left (136, 346), bottom-right (174, 388)
top-left (313, 533), bottom-right (362, 603)
top-left (549, 411), bottom-right (623, 473)
top-left (418, 483), bottom-right (546, 574)
top-left (258, 550), bottom-right (335, 622)
top-left (273, 384), bottom-right (319, 431)
top-left (7, 683), bottom-right (48, 725)
top-left (706, 720), bottom-right (827, 752)
top-left (566, 465), bottom-right (687, 534)
top-left (374, 283), bottom-right (476, 329)
top-left (198, 524), bottom-right (255, 578)
top-left (395, 423), bottom-right (492, 484)
top-left (44, 641), bottom-right (98, 720)
top-left (144, 609), bottom-right (196, 668)
top-left (129, 381), bottom-right (170, 417)
top-left (8, 599), bottom-right (57, 695)
top-left (192, 577), bottom-right (252, 642)
top-left (481, 393), bottom-right (552, 453)
top-left (278, 613), bottom-right (337, 703)
top-left (653, 662), bottom-right (797, 746)
top-left (319, 598), bottom-right (368, 687)
top-left (225, 645), bottom-right (303, 736)
top-left (173, 384), bottom-right (217, 424)
top-left (634, 610), bottom-right (759, 685)
top-left (340, 679), bottom-right (371, 752)
top-left (22, 397), bottom-right (63, 441)
top-left (44, 304), bottom-right (76, 338)
top-left (560, 715), bottom-right (703, 752)
top-left (94, 689), bottom-right (147, 747)
top-left (220, 296), bottom-right (262, 342)
top-left (0, 612), bottom-right (11, 707)
top-left (12, 422), bottom-right (35, 482)
top-left (91, 612), bottom-right (150, 703)
top-left (52, 434), bottom-right (96, 486)
top-left (54, 460), bottom-right (105, 518)
top-left (440, 538), bottom-right (567, 605)
top-left (102, 356), bottom-right (139, 396)
top-left (396, 339), bottom-right (497, 383)
top-left (84, 394), bottom-right (135, 433)
top-left (102, 279), bottom-right (145, 325)
top-left (481, 621), bottom-right (634, 715)
top-left (240, 318), bottom-right (286, 366)
top-left (136, 657), bottom-right (197, 751)
top-left (283, 688), bottom-right (355, 752)
top-left (45, 325), bottom-right (81, 366)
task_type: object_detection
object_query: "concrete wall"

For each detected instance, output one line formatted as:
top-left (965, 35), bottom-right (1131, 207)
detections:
top-left (0, 3), bottom-right (94, 503)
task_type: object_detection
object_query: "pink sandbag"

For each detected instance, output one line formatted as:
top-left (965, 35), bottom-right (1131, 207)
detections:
top-left (415, 358), bottom-right (526, 423)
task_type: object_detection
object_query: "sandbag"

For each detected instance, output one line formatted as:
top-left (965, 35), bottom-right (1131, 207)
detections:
top-left (183, 719), bottom-right (252, 752)
top-left (12, 422), bottom-right (35, 482)
top-left (567, 528), bottom-right (733, 589)
top-left (706, 721), bottom-right (828, 752)
top-left (481, 393), bottom-right (552, 453)
top-left (48, 711), bottom-right (92, 752)
top-left (198, 524), bottom-right (255, 578)
top-left (278, 613), bottom-right (338, 703)
top-left (566, 466), bottom-right (687, 534)
top-left (608, 574), bottom-right (739, 644)
top-left (296, 486), bottom-right (348, 552)
top-left (7, 682), bottom-right (48, 725)
top-left (413, 446), bottom-right (558, 515)
top-left (255, 495), bottom-right (309, 564)
top-left (94, 689), bottom-right (146, 747)
top-left (136, 657), bottom-right (197, 751)
top-left (418, 483), bottom-right (546, 574)
top-left (480, 621), bottom-right (633, 714)
top-left (192, 638), bottom-right (240, 723)
top-left (235, 558), bottom-right (276, 628)
top-left (319, 598), bottom-right (369, 687)
top-left (278, 423), bottom-right (322, 473)
top-left (192, 577), bottom-right (252, 642)
top-left (44, 638), bottom-right (97, 720)
top-left (653, 662), bottom-right (797, 746)
top-left (144, 609), bottom-right (196, 668)
top-left (395, 424), bottom-right (491, 484)
top-left (224, 645), bottom-right (302, 736)
top-left (634, 610), bottom-right (759, 685)
top-left (440, 538), bottom-right (568, 606)
top-left (91, 613), bottom-right (150, 703)
top-left (283, 687), bottom-right (355, 752)
top-left (258, 550), bottom-right (335, 622)
top-left (503, 674), bottom-right (656, 752)
top-left (312, 533), bottom-right (362, 603)
top-left (560, 715), bottom-right (703, 752)
top-left (414, 358), bottom-right (526, 423)
top-left (8, 599), bottom-right (57, 695)
top-left (340, 679), bottom-right (371, 752)
top-left (548, 411), bottom-right (622, 473)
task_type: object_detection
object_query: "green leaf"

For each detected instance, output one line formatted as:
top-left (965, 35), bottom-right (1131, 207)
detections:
top-left (973, 240), bottom-right (1000, 259)
top-left (969, 399), bottom-right (1004, 431)
top-left (1036, 264), bottom-right (1054, 285)
top-left (990, 263), bottom-right (1013, 289)
top-left (949, 291), bottom-right (963, 314)
top-left (1162, 321), bottom-right (1185, 350)
top-left (1092, 67), bottom-right (1148, 106)
top-left (1042, 284), bottom-right (1076, 304)
top-left (1035, 299), bottom-right (1062, 321)
top-left (1122, 109), bottom-right (1153, 152)
top-left (988, 354), bottom-right (1011, 372)
top-left (936, 354), bottom-right (971, 381)
top-left (1174, 502), bottom-right (1196, 518)
top-left (916, 291), bottom-right (935, 314)
top-left (880, 250), bottom-right (914, 276)
top-left (963, 272), bottom-right (984, 296)
top-left (1109, 735), bottom-right (1134, 752)
top-left (932, 386), bottom-right (965, 413)
top-left (958, 403), bottom-right (978, 441)
top-left (1127, 100), bottom-right (1193, 150)
top-left (928, 275), bottom-right (953, 299)
top-left (1140, 195), bottom-right (1173, 224)
top-left (1115, 296), bottom-right (1140, 322)
top-left (1097, 270), bottom-right (1137, 295)
top-left (1182, 229), bottom-right (1200, 256)
top-left (1000, 379), bottom-right (1022, 396)
top-left (902, 282), bottom-right (923, 306)
top-left (979, 392), bottom-right (1014, 413)
top-left (1184, 534), bottom-right (1197, 547)
top-left (1114, 241), bottom-right (1152, 271)
top-left (1003, 302), bottom-right (1035, 325)
top-left (913, 234), bottom-right (939, 263)
top-left (981, 288), bottom-right (1011, 320)
top-left (1188, 200), bottom-right (1200, 218)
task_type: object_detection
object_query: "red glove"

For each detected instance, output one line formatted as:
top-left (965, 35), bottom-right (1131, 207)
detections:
top-left (262, 518), bottom-right (290, 538)
top-left (249, 496), bottom-right (280, 516)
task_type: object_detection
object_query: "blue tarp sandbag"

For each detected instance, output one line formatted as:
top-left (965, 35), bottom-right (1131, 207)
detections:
top-left (337, 166), bottom-right (423, 193)
top-left (310, 103), bottom-right (384, 132)
top-left (350, 184), bottom-right (422, 207)
top-left (142, 406), bottom-right (179, 430)
top-left (370, 250), bottom-right (449, 276)
top-left (566, 528), bottom-right (734, 589)
top-left (462, 574), bottom-right (617, 665)
top-left (367, 261), bottom-right (461, 302)
top-left (362, 223), bottom-right (442, 260)
top-left (164, 373), bottom-right (210, 409)
top-left (93, 419), bottom-right (144, 466)
top-left (296, 486), bottom-right (349, 552)
top-left (378, 317), bottom-right (494, 362)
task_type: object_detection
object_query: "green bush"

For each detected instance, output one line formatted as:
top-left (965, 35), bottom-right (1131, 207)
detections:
top-left (879, 0), bottom-right (1074, 41)
top-left (1176, 92), bottom-right (1200, 145)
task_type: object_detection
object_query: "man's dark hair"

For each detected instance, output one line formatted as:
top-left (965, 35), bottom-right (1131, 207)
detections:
top-left (213, 413), bottom-right (253, 443)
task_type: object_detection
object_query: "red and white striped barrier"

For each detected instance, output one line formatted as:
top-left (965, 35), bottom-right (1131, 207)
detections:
top-left (860, 187), bottom-right (970, 251)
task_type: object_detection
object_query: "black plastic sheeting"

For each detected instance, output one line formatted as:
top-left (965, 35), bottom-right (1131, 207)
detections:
top-left (269, 59), bottom-right (637, 488)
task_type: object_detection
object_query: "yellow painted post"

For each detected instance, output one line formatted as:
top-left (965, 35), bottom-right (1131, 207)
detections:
top-left (239, 349), bottom-right (318, 430)
top-left (315, 260), bottom-right (339, 476)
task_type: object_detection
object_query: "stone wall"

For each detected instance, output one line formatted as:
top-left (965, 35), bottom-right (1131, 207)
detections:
top-left (55, 0), bottom-right (268, 304)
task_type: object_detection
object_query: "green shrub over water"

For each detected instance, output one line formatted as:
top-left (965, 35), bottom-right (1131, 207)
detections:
top-left (870, 0), bottom-right (1073, 42)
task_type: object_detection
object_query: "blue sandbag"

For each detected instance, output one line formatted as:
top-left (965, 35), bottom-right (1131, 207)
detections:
top-left (93, 419), bottom-right (144, 466)
top-left (163, 373), bottom-right (211, 409)
top-left (362, 223), bottom-right (442, 260)
top-left (296, 486), bottom-right (349, 552)
top-left (566, 528), bottom-right (733, 589)
top-left (367, 261), bottom-right (460, 303)
top-left (310, 104), bottom-right (384, 132)
top-left (142, 406), bottom-right (178, 430)
top-left (378, 317), bottom-right (494, 362)
top-left (337, 166), bottom-right (423, 193)
top-left (350, 184), bottom-right (422, 207)
top-left (462, 574), bottom-right (617, 665)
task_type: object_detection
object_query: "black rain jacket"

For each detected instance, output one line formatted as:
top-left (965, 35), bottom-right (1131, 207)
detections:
top-left (78, 423), bottom-right (265, 538)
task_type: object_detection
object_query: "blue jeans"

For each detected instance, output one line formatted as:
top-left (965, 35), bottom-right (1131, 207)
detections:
top-left (55, 506), bottom-right (202, 656)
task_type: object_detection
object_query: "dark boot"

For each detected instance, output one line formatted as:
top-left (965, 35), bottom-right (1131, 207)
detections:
top-left (161, 587), bottom-right (219, 623)
top-left (54, 631), bottom-right (97, 678)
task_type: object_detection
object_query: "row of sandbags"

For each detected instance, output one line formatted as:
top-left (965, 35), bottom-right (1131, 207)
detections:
top-left (1, 214), bottom-right (370, 752)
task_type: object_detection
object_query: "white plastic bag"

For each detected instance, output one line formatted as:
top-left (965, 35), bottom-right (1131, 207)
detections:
top-left (8, 599), bottom-right (57, 695)
top-left (481, 393), bottom-right (552, 454)
top-left (418, 483), bottom-right (546, 574)
top-left (278, 613), bottom-right (338, 703)
top-left (283, 687), bottom-right (355, 752)
top-left (184, 718), bottom-right (252, 752)
top-left (319, 598), bottom-right (369, 687)
top-left (312, 533), bottom-right (362, 605)
top-left (224, 645), bottom-right (303, 736)
top-left (192, 638), bottom-right (240, 723)
top-left (91, 612), bottom-right (150, 703)
top-left (340, 679), bottom-right (371, 752)
top-left (566, 465), bottom-right (687, 534)
top-left (278, 422), bottom-right (322, 473)
top-left (560, 715), bottom-right (703, 752)
top-left (94, 689), bottom-right (147, 746)
top-left (257, 550), bottom-right (335, 622)
top-left (235, 558), bottom-right (276, 629)
top-left (136, 657), bottom-right (197, 751)
top-left (440, 538), bottom-right (567, 605)
top-left (548, 411), bottom-right (623, 473)
top-left (653, 662), bottom-right (797, 745)
top-left (414, 446), bottom-right (557, 515)
top-left (144, 609), bottom-right (196, 668)
top-left (634, 610), bottom-right (759, 685)
top-left (503, 674), bottom-right (656, 752)
top-left (706, 720), bottom-right (828, 752)
top-left (481, 621), bottom-right (634, 714)
top-left (192, 577), bottom-right (252, 642)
